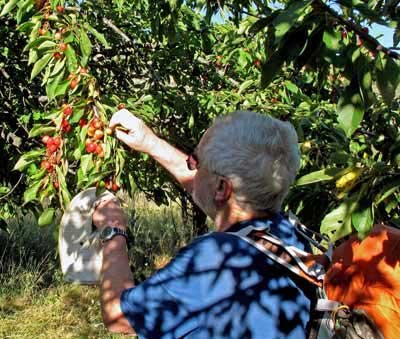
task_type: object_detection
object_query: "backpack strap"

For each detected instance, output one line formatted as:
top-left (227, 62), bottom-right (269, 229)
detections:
top-left (228, 224), bottom-right (329, 288)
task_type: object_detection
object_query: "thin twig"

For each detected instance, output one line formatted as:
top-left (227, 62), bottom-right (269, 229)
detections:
top-left (0, 174), bottom-right (24, 201)
top-left (102, 18), bottom-right (131, 42)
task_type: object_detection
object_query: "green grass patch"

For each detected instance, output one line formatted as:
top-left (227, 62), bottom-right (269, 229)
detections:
top-left (0, 193), bottom-right (195, 338)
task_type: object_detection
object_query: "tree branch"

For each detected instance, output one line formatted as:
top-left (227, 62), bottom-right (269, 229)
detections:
top-left (0, 174), bottom-right (24, 201)
top-left (317, 0), bottom-right (399, 60)
top-left (102, 18), bottom-right (131, 43)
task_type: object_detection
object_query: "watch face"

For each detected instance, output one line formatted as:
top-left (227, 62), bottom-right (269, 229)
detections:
top-left (100, 227), bottom-right (113, 241)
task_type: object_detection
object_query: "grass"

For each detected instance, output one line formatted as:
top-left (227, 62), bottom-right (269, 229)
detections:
top-left (0, 192), bottom-right (195, 338)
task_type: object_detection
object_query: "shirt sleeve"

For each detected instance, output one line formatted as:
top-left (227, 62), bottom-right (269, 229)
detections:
top-left (120, 236), bottom-right (213, 338)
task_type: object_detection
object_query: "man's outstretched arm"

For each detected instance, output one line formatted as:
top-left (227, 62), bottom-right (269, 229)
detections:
top-left (109, 109), bottom-right (196, 194)
top-left (93, 198), bottom-right (135, 334)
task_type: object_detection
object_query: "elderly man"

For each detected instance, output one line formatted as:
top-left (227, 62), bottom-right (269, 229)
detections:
top-left (93, 109), bottom-right (310, 338)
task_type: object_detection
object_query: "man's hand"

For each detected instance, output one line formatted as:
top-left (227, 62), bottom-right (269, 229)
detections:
top-left (93, 198), bottom-right (127, 231)
top-left (109, 109), bottom-right (158, 153)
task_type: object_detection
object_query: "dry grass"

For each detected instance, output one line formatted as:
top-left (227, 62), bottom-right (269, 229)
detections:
top-left (0, 192), bottom-right (195, 338)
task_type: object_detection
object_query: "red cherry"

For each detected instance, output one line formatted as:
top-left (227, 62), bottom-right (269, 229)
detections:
top-left (53, 136), bottom-right (61, 148)
top-left (48, 144), bottom-right (58, 153)
top-left (104, 180), bottom-right (111, 189)
top-left (53, 181), bottom-right (59, 189)
top-left (53, 52), bottom-right (62, 59)
top-left (111, 183), bottom-right (119, 191)
top-left (70, 78), bottom-right (79, 90)
top-left (95, 144), bottom-right (103, 155)
top-left (63, 105), bottom-right (73, 116)
top-left (79, 119), bottom-right (87, 127)
top-left (86, 143), bottom-right (96, 153)
top-left (41, 160), bottom-right (50, 169)
top-left (253, 59), bottom-right (261, 68)
top-left (64, 124), bottom-right (72, 133)
top-left (56, 5), bottom-right (64, 13)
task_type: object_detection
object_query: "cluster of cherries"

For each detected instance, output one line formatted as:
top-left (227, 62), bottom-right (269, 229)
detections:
top-left (82, 117), bottom-right (113, 157)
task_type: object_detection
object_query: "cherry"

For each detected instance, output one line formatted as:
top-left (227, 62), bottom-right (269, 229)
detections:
top-left (56, 5), bottom-right (64, 13)
top-left (94, 129), bottom-right (104, 140)
top-left (117, 103), bottom-right (126, 110)
top-left (63, 105), bottom-right (73, 116)
top-left (53, 136), bottom-right (61, 148)
top-left (105, 128), bottom-right (113, 136)
top-left (253, 59), bottom-right (261, 68)
top-left (79, 119), bottom-right (87, 127)
top-left (79, 67), bottom-right (88, 74)
top-left (42, 135), bottom-right (50, 144)
top-left (87, 126), bottom-right (96, 137)
top-left (53, 52), bottom-right (62, 59)
top-left (53, 181), bottom-right (59, 189)
top-left (38, 28), bottom-right (47, 36)
top-left (95, 144), bottom-right (103, 155)
top-left (59, 43), bottom-right (67, 52)
top-left (48, 143), bottom-right (58, 153)
top-left (86, 143), bottom-right (96, 153)
top-left (111, 183), bottom-right (119, 192)
top-left (70, 78), bottom-right (79, 90)
top-left (104, 180), bottom-right (111, 189)
top-left (41, 160), bottom-right (51, 169)
top-left (55, 32), bottom-right (62, 40)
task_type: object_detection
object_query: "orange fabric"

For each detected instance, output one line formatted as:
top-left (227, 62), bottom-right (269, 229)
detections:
top-left (325, 224), bottom-right (400, 339)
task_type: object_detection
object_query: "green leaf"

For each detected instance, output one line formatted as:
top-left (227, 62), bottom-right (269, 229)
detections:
top-left (50, 57), bottom-right (66, 77)
top-left (65, 45), bottom-right (78, 73)
top-left (271, 0), bottom-right (312, 43)
top-left (238, 79), bottom-right (253, 94)
top-left (29, 124), bottom-right (56, 138)
top-left (337, 82), bottom-right (364, 137)
top-left (23, 180), bottom-right (43, 204)
top-left (321, 195), bottom-right (359, 242)
top-left (37, 40), bottom-right (57, 50)
top-left (14, 149), bottom-right (45, 171)
top-left (296, 168), bottom-right (342, 186)
top-left (38, 208), bottom-right (55, 227)
top-left (28, 48), bottom-right (38, 65)
top-left (56, 166), bottom-right (71, 207)
top-left (0, 186), bottom-right (10, 195)
top-left (80, 154), bottom-right (94, 176)
top-left (375, 53), bottom-right (400, 106)
top-left (53, 80), bottom-right (71, 98)
top-left (24, 36), bottom-right (52, 52)
top-left (285, 80), bottom-right (299, 94)
top-left (323, 29), bottom-right (341, 50)
top-left (1, 0), bottom-right (19, 16)
top-left (30, 53), bottom-right (52, 81)
top-left (79, 29), bottom-right (92, 67)
top-left (18, 21), bottom-right (35, 32)
top-left (351, 202), bottom-right (373, 236)
top-left (46, 70), bottom-right (65, 101)
top-left (375, 179), bottom-right (400, 205)
top-left (83, 23), bottom-right (110, 48)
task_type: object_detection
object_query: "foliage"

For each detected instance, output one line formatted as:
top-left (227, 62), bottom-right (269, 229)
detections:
top-left (0, 0), bottom-right (399, 242)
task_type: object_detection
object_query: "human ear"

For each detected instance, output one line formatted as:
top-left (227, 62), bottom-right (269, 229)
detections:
top-left (214, 177), bottom-right (232, 204)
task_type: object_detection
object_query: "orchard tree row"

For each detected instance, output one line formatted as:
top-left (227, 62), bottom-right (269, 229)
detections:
top-left (0, 0), bottom-right (399, 241)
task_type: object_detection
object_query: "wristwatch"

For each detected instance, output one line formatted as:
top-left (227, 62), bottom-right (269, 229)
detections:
top-left (100, 226), bottom-right (128, 244)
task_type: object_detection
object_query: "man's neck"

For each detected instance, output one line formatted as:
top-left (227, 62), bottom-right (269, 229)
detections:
top-left (215, 205), bottom-right (272, 232)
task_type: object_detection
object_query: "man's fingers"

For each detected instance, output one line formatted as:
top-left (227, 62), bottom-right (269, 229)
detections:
top-left (115, 129), bottom-right (133, 146)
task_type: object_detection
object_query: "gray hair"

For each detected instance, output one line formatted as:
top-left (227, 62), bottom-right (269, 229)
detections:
top-left (199, 110), bottom-right (300, 213)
